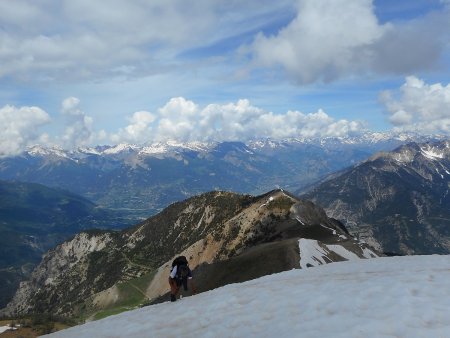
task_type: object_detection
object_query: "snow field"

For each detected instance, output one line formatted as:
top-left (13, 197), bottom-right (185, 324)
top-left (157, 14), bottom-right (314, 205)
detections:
top-left (298, 238), bottom-right (377, 268)
top-left (0, 326), bottom-right (14, 334)
top-left (48, 255), bottom-right (450, 338)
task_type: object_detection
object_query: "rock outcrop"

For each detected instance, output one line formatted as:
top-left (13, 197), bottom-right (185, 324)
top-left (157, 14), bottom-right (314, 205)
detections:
top-left (303, 140), bottom-right (450, 255)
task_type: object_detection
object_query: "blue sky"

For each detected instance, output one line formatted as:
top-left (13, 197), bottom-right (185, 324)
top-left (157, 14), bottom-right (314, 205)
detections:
top-left (1, 0), bottom-right (450, 154)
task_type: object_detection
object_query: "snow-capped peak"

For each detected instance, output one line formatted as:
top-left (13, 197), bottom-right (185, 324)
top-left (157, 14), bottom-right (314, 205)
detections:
top-left (419, 142), bottom-right (450, 161)
top-left (20, 133), bottom-right (448, 159)
top-left (27, 145), bottom-right (70, 158)
top-left (102, 143), bottom-right (140, 155)
top-left (421, 147), bottom-right (444, 160)
top-left (139, 141), bottom-right (213, 155)
top-left (77, 146), bottom-right (102, 155)
top-left (140, 143), bottom-right (169, 155)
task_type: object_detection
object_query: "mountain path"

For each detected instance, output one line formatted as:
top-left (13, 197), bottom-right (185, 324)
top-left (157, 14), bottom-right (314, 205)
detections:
top-left (121, 252), bottom-right (152, 270)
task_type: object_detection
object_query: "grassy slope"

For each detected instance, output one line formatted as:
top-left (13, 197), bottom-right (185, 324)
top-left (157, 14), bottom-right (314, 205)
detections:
top-left (91, 271), bottom-right (157, 320)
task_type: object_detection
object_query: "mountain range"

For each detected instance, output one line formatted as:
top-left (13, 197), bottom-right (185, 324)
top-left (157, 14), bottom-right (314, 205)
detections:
top-left (0, 132), bottom-right (440, 218)
top-left (1, 189), bottom-right (379, 319)
top-left (0, 180), bottom-right (133, 309)
top-left (302, 140), bottom-right (450, 255)
top-left (2, 133), bottom-right (449, 323)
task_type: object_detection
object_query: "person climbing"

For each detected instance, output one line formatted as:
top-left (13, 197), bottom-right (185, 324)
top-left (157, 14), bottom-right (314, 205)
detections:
top-left (169, 255), bottom-right (197, 302)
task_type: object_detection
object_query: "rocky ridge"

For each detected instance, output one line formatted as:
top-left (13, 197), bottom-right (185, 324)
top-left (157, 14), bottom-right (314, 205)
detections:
top-left (2, 190), bottom-right (379, 319)
top-left (303, 140), bottom-right (450, 255)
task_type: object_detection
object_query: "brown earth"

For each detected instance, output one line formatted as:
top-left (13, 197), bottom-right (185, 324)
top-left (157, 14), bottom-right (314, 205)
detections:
top-left (150, 237), bottom-right (300, 304)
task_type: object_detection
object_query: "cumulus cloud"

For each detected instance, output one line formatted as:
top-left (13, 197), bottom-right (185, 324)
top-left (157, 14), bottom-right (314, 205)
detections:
top-left (0, 96), bottom-right (366, 154)
top-left (110, 97), bottom-right (366, 144)
top-left (0, 104), bottom-right (51, 156)
top-left (249, 0), bottom-right (450, 83)
top-left (111, 97), bottom-right (200, 143)
top-left (60, 97), bottom-right (95, 148)
top-left (242, 107), bottom-right (363, 139)
top-left (110, 110), bottom-right (156, 144)
top-left (154, 97), bottom-right (199, 141)
top-left (380, 76), bottom-right (450, 133)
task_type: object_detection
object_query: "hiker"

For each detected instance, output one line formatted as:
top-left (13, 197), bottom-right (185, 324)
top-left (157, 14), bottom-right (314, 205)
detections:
top-left (169, 256), bottom-right (197, 302)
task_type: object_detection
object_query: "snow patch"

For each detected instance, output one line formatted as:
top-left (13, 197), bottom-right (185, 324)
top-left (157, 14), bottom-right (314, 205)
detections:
top-left (140, 141), bottom-right (212, 155)
top-left (0, 326), bottom-right (17, 334)
top-left (320, 223), bottom-right (337, 235)
top-left (326, 244), bottom-right (360, 260)
top-left (362, 247), bottom-right (379, 258)
top-left (421, 147), bottom-right (444, 160)
top-left (392, 152), bottom-right (414, 163)
top-left (299, 239), bottom-right (366, 268)
top-left (258, 196), bottom-right (274, 209)
top-left (78, 147), bottom-right (101, 155)
top-left (27, 145), bottom-right (70, 158)
top-left (299, 239), bottom-right (330, 268)
top-left (102, 143), bottom-right (139, 154)
top-left (140, 143), bottom-right (169, 154)
top-left (436, 168), bottom-right (444, 179)
top-left (47, 255), bottom-right (450, 338)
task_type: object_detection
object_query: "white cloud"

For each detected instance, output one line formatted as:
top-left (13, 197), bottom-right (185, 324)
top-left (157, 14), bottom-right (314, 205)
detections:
top-left (110, 97), bottom-right (366, 144)
top-left (0, 0), bottom-right (294, 83)
top-left (387, 110), bottom-right (413, 126)
top-left (1, 0), bottom-right (448, 88)
top-left (60, 97), bottom-right (95, 149)
top-left (112, 97), bottom-right (200, 143)
top-left (197, 99), bottom-right (264, 141)
top-left (0, 96), bottom-right (366, 154)
top-left (155, 97), bottom-right (199, 141)
top-left (248, 109), bottom-right (363, 139)
top-left (380, 76), bottom-right (450, 133)
top-left (251, 0), bottom-right (385, 83)
top-left (0, 1), bottom-right (209, 82)
top-left (61, 97), bottom-right (81, 115)
top-left (0, 104), bottom-right (51, 156)
top-left (111, 111), bottom-right (156, 144)
top-left (249, 0), bottom-right (450, 83)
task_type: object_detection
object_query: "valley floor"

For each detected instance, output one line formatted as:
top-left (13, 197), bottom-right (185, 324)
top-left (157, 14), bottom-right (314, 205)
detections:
top-left (47, 254), bottom-right (450, 338)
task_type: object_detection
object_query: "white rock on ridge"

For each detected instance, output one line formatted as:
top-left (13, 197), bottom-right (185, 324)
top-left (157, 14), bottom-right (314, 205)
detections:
top-left (0, 232), bottom-right (114, 316)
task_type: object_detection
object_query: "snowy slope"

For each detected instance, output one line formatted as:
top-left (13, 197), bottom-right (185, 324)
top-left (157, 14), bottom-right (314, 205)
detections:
top-left (0, 326), bottom-right (16, 334)
top-left (298, 238), bottom-right (377, 268)
top-left (48, 255), bottom-right (450, 338)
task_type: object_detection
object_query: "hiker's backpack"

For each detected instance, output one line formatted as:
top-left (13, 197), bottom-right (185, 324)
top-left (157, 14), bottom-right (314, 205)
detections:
top-left (172, 256), bottom-right (189, 279)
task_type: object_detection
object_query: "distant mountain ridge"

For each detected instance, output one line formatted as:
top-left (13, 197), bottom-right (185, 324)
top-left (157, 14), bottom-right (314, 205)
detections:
top-left (302, 139), bottom-right (450, 255)
top-left (19, 131), bottom-right (443, 158)
top-left (0, 132), bottom-right (442, 217)
top-left (2, 189), bottom-right (379, 319)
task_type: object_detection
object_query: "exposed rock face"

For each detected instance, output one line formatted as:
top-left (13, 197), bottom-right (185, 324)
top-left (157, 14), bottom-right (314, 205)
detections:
top-left (303, 140), bottom-right (450, 255)
top-left (0, 180), bottom-right (131, 309)
top-left (3, 232), bottom-right (115, 315)
top-left (2, 190), bottom-right (379, 319)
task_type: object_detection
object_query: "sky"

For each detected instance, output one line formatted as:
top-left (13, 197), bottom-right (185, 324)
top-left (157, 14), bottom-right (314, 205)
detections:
top-left (1, 0), bottom-right (450, 155)
top-left (46, 254), bottom-right (450, 338)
